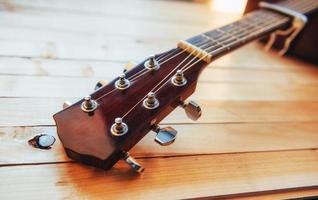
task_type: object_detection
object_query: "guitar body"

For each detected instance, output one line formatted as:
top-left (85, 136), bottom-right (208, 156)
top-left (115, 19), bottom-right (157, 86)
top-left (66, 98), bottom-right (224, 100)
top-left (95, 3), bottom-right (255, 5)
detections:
top-left (245, 0), bottom-right (318, 64)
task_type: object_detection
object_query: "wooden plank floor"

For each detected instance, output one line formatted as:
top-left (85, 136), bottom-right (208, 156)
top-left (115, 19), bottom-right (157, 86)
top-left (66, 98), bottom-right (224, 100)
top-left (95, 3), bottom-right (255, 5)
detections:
top-left (1, 0), bottom-right (318, 199)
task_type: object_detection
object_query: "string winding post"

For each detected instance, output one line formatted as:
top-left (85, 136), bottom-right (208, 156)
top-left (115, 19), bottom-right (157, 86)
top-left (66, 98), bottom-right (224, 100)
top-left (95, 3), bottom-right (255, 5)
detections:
top-left (259, 1), bottom-right (308, 56)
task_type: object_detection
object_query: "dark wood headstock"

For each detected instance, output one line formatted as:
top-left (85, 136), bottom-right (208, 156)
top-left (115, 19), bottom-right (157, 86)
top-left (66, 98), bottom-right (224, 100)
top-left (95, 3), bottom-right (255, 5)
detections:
top-left (53, 48), bottom-right (208, 171)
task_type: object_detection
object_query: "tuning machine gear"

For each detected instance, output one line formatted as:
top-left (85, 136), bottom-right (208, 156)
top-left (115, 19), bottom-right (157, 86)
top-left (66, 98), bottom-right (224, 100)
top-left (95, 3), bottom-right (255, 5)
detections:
top-left (81, 95), bottom-right (98, 113)
top-left (115, 73), bottom-right (130, 90)
top-left (144, 55), bottom-right (160, 71)
top-left (122, 152), bottom-right (144, 173)
top-left (153, 125), bottom-right (177, 146)
top-left (180, 100), bottom-right (202, 121)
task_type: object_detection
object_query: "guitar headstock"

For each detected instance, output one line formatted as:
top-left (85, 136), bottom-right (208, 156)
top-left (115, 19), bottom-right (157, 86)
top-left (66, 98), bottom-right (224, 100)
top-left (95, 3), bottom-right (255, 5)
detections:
top-left (53, 48), bottom-right (208, 172)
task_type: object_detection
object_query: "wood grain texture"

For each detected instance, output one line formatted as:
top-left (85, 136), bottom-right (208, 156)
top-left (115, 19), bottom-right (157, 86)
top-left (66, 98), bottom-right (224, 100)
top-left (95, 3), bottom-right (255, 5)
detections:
top-left (0, 150), bottom-right (318, 200)
top-left (1, 99), bottom-right (318, 126)
top-left (1, 122), bottom-right (318, 165)
top-left (2, 74), bottom-right (318, 99)
top-left (0, 0), bottom-right (318, 198)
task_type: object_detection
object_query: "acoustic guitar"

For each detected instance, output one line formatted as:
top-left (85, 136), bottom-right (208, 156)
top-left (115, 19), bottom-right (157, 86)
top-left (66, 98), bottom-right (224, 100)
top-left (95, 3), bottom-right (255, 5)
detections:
top-left (53, 0), bottom-right (318, 173)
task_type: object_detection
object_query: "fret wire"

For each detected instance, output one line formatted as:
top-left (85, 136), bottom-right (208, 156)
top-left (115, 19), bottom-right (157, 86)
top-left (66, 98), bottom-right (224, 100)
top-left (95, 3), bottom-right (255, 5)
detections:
top-left (184, 0), bottom-right (317, 59)
top-left (281, 0), bottom-right (318, 13)
top-left (291, 0), bottom-right (314, 12)
top-left (201, 11), bottom-right (275, 45)
top-left (297, 1), bottom-right (318, 13)
top-left (284, 0), bottom-right (315, 9)
top-left (201, 34), bottom-right (224, 47)
top-left (208, 17), bottom-right (289, 56)
top-left (200, 11), bottom-right (284, 52)
top-left (280, 0), bottom-right (304, 8)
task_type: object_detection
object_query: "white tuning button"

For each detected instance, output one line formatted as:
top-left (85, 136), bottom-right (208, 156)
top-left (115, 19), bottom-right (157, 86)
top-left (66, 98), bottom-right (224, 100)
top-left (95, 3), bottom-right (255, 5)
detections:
top-left (144, 55), bottom-right (160, 70)
top-left (143, 92), bottom-right (159, 109)
top-left (115, 73), bottom-right (130, 90)
top-left (181, 100), bottom-right (202, 121)
top-left (122, 152), bottom-right (144, 173)
top-left (172, 70), bottom-right (187, 86)
top-left (110, 117), bottom-right (128, 137)
top-left (81, 96), bottom-right (98, 113)
top-left (153, 126), bottom-right (177, 146)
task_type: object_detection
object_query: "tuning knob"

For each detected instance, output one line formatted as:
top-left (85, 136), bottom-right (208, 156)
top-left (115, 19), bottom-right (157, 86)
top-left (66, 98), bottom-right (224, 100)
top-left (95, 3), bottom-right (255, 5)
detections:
top-left (115, 73), bottom-right (130, 90)
top-left (143, 92), bottom-right (160, 109)
top-left (81, 95), bottom-right (98, 113)
top-left (172, 70), bottom-right (187, 86)
top-left (153, 126), bottom-right (177, 146)
top-left (95, 80), bottom-right (107, 90)
top-left (144, 55), bottom-right (160, 70)
top-left (110, 117), bottom-right (128, 137)
top-left (181, 100), bottom-right (202, 121)
top-left (122, 152), bottom-right (144, 173)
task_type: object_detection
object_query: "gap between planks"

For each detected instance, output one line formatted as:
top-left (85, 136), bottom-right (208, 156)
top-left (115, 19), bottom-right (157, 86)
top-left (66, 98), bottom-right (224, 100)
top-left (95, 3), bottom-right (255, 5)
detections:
top-left (1, 122), bottom-right (318, 165)
top-left (1, 100), bottom-right (318, 126)
top-left (0, 149), bottom-right (317, 199)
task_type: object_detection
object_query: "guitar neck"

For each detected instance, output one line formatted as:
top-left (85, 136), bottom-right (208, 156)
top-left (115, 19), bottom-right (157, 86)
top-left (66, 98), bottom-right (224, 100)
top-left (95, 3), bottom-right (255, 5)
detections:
top-left (178, 0), bottom-right (318, 63)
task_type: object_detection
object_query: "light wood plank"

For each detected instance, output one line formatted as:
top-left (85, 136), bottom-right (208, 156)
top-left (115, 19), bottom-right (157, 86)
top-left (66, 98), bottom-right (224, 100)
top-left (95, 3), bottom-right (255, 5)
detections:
top-left (0, 0), bottom-right (317, 198)
top-left (0, 57), bottom-right (318, 84)
top-left (2, 99), bottom-right (318, 126)
top-left (0, 0), bottom-right (240, 40)
top-left (1, 122), bottom-right (318, 165)
top-left (0, 38), bottom-right (171, 61)
top-left (231, 188), bottom-right (318, 200)
top-left (2, 0), bottom-right (235, 25)
top-left (0, 8), bottom-right (217, 41)
top-left (0, 57), bottom-right (124, 78)
top-left (0, 150), bottom-right (317, 199)
top-left (1, 74), bottom-right (318, 99)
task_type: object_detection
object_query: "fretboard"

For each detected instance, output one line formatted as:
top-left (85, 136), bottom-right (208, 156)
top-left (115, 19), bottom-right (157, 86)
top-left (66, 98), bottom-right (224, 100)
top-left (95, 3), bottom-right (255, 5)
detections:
top-left (177, 0), bottom-right (318, 63)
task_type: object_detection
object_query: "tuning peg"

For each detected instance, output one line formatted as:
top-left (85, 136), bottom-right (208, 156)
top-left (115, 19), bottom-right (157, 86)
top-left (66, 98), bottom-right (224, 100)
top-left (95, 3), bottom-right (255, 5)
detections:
top-left (115, 73), bottom-right (130, 90)
top-left (122, 152), bottom-right (144, 173)
top-left (144, 55), bottom-right (160, 70)
top-left (153, 126), bottom-right (177, 146)
top-left (81, 95), bottom-right (98, 113)
top-left (95, 80), bottom-right (107, 90)
top-left (181, 100), bottom-right (202, 121)
top-left (172, 70), bottom-right (187, 86)
top-left (63, 101), bottom-right (71, 109)
top-left (110, 117), bottom-right (128, 137)
top-left (143, 92), bottom-right (159, 109)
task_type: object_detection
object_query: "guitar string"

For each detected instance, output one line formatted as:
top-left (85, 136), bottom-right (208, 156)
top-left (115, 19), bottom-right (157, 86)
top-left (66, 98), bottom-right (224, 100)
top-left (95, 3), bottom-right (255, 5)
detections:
top-left (136, 1), bottom-right (315, 101)
top-left (121, 48), bottom-right (199, 119)
top-left (162, 0), bottom-right (315, 91)
top-left (128, 36), bottom-right (221, 83)
top-left (96, 2), bottom-right (313, 103)
top-left (128, 48), bottom-right (187, 82)
top-left (127, 12), bottom-right (274, 83)
top-left (152, 14), bottom-right (290, 94)
top-left (125, 7), bottom-right (284, 83)
top-left (128, 48), bottom-right (182, 80)
top-left (119, 10), bottom-right (299, 119)
top-left (128, 10), bottom-right (277, 83)
top-left (281, 0), bottom-right (318, 12)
